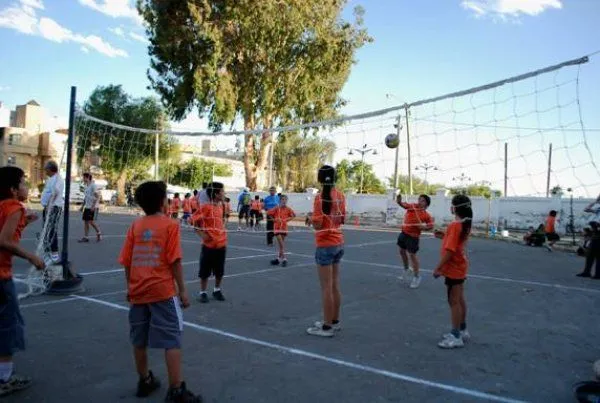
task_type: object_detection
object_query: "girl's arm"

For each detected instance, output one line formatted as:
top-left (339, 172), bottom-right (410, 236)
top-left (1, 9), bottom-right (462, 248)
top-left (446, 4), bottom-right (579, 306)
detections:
top-left (0, 211), bottom-right (45, 270)
top-left (433, 249), bottom-right (454, 278)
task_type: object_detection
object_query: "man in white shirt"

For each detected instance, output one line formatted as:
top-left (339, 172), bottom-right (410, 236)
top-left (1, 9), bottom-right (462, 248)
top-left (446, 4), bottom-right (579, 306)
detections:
top-left (40, 160), bottom-right (64, 263)
top-left (78, 172), bottom-right (102, 243)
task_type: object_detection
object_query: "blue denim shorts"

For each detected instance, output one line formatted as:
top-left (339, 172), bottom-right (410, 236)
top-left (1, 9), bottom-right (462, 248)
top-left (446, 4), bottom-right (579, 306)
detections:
top-left (315, 245), bottom-right (345, 266)
top-left (0, 279), bottom-right (25, 356)
top-left (129, 296), bottom-right (183, 350)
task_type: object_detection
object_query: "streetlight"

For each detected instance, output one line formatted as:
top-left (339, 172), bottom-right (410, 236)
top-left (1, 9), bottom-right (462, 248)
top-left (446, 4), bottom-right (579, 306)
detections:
top-left (415, 163), bottom-right (438, 194)
top-left (452, 173), bottom-right (472, 194)
top-left (349, 144), bottom-right (377, 194)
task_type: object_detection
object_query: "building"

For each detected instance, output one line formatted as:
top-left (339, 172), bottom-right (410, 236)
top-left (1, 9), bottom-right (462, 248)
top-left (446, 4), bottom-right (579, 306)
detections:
top-left (0, 102), bottom-right (9, 127)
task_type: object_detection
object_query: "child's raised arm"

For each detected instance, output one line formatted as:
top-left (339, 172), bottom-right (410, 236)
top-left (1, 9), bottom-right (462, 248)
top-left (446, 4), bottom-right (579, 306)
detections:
top-left (0, 210), bottom-right (44, 270)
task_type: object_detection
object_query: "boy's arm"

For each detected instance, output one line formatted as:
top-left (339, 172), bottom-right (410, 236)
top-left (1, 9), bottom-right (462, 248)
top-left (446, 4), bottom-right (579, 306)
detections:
top-left (0, 211), bottom-right (44, 270)
top-left (171, 259), bottom-right (189, 307)
top-left (395, 194), bottom-right (409, 210)
top-left (423, 215), bottom-right (434, 231)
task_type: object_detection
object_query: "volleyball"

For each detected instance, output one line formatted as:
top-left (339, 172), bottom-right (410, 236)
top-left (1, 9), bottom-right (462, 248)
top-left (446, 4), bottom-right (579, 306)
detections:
top-left (385, 133), bottom-right (399, 149)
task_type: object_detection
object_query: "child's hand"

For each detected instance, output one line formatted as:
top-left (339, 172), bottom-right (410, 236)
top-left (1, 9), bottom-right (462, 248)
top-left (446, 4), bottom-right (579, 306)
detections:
top-left (434, 230), bottom-right (445, 239)
top-left (29, 255), bottom-right (45, 271)
top-left (25, 212), bottom-right (39, 225)
top-left (432, 268), bottom-right (442, 278)
top-left (179, 290), bottom-right (190, 308)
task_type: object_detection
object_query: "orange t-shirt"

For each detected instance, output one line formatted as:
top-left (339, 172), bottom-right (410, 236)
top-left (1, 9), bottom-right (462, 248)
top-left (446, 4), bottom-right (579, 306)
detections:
top-left (440, 221), bottom-right (469, 279)
top-left (170, 197), bottom-right (181, 214)
top-left (312, 188), bottom-right (346, 247)
top-left (545, 216), bottom-right (556, 233)
top-left (190, 197), bottom-right (199, 212)
top-left (182, 198), bottom-right (192, 214)
top-left (267, 206), bottom-right (296, 234)
top-left (190, 203), bottom-right (227, 249)
top-left (118, 214), bottom-right (182, 304)
top-left (401, 203), bottom-right (434, 238)
top-left (250, 200), bottom-right (261, 211)
top-left (0, 199), bottom-right (26, 280)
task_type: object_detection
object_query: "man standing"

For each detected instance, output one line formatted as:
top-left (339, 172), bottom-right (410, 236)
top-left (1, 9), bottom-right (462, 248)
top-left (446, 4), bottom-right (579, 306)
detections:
top-left (263, 187), bottom-right (280, 246)
top-left (78, 173), bottom-right (102, 243)
top-left (40, 160), bottom-right (64, 263)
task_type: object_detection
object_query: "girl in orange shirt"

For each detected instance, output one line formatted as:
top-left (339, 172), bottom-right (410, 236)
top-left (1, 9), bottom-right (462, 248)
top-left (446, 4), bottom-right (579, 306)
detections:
top-left (433, 194), bottom-right (472, 349)
top-left (169, 193), bottom-right (181, 220)
top-left (267, 195), bottom-right (295, 267)
top-left (307, 165), bottom-right (346, 338)
top-left (181, 193), bottom-right (192, 223)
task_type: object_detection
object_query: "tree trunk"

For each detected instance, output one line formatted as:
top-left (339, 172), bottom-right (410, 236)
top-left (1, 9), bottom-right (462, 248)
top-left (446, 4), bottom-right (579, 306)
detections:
top-left (243, 116), bottom-right (273, 191)
top-left (116, 171), bottom-right (127, 206)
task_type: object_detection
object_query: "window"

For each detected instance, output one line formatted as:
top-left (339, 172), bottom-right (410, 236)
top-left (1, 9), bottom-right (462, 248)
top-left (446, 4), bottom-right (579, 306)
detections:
top-left (7, 156), bottom-right (16, 165)
top-left (8, 134), bottom-right (21, 145)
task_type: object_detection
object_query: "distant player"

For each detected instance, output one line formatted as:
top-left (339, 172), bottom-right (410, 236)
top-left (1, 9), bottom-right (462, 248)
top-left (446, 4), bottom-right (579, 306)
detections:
top-left (268, 195), bottom-right (295, 267)
top-left (544, 210), bottom-right (560, 251)
top-left (223, 197), bottom-right (231, 224)
top-left (237, 188), bottom-right (251, 230)
top-left (263, 187), bottom-right (280, 246)
top-left (190, 190), bottom-right (199, 214)
top-left (78, 172), bottom-right (102, 243)
top-left (191, 182), bottom-right (227, 303)
top-left (433, 194), bottom-right (473, 349)
top-left (0, 167), bottom-right (45, 397)
top-left (181, 193), bottom-right (192, 224)
top-left (170, 193), bottom-right (181, 220)
top-left (249, 196), bottom-right (262, 231)
top-left (396, 193), bottom-right (434, 289)
top-left (118, 181), bottom-right (201, 402)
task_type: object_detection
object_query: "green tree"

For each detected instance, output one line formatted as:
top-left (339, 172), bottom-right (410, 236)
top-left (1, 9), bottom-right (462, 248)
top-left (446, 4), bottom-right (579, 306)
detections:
top-left (449, 182), bottom-right (502, 198)
top-left (274, 132), bottom-right (335, 192)
top-left (550, 185), bottom-right (563, 196)
top-left (335, 159), bottom-right (385, 194)
top-left (170, 158), bottom-right (233, 189)
top-left (78, 84), bottom-right (178, 205)
top-left (387, 175), bottom-right (444, 195)
top-left (138, 0), bottom-right (371, 190)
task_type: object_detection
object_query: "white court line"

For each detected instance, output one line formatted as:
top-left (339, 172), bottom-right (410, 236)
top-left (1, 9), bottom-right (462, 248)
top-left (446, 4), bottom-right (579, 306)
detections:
top-left (72, 294), bottom-right (526, 403)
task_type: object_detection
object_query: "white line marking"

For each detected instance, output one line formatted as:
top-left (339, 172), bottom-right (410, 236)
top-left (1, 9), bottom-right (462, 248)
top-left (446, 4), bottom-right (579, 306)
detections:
top-left (72, 294), bottom-right (526, 403)
top-left (20, 297), bottom-right (78, 308)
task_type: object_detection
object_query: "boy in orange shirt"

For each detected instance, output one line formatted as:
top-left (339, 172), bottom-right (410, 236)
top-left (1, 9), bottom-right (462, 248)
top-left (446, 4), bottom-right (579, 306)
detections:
top-left (170, 193), bottom-right (181, 220)
top-left (190, 182), bottom-right (227, 303)
top-left (396, 194), bottom-right (434, 289)
top-left (118, 181), bottom-right (201, 402)
top-left (0, 167), bottom-right (45, 397)
top-left (544, 210), bottom-right (560, 251)
top-left (249, 195), bottom-right (262, 231)
top-left (267, 195), bottom-right (295, 267)
top-left (181, 193), bottom-right (192, 224)
top-left (433, 194), bottom-right (473, 349)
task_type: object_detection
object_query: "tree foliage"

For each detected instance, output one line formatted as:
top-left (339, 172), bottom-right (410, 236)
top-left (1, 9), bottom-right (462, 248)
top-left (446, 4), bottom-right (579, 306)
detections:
top-left (274, 132), bottom-right (335, 192)
top-left (138, 0), bottom-right (371, 190)
top-left (387, 175), bottom-right (444, 195)
top-left (335, 159), bottom-right (385, 194)
top-left (78, 84), bottom-right (178, 204)
top-left (164, 158), bottom-right (233, 190)
top-left (449, 182), bottom-right (502, 198)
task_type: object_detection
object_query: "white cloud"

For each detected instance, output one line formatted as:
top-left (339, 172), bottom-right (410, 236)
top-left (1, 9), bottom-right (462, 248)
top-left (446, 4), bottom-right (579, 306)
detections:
top-left (129, 31), bottom-right (148, 44)
top-left (0, 86), bottom-right (11, 92)
top-left (109, 26), bottom-right (125, 36)
top-left (462, 0), bottom-right (562, 19)
top-left (80, 46), bottom-right (89, 53)
top-left (78, 0), bottom-right (142, 25)
top-left (0, 1), bottom-right (128, 57)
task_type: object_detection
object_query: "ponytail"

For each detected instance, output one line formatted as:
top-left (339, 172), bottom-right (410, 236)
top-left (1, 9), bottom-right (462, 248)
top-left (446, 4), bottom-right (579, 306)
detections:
top-left (318, 165), bottom-right (336, 216)
top-left (451, 194), bottom-right (473, 240)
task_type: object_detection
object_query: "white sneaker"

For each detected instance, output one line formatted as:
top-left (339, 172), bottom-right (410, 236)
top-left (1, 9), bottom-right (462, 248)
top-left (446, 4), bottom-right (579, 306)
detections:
top-left (51, 253), bottom-right (60, 264)
top-left (306, 325), bottom-right (334, 337)
top-left (314, 321), bottom-right (341, 332)
top-left (399, 268), bottom-right (412, 282)
top-left (438, 334), bottom-right (464, 349)
top-left (409, 275), bottom-right (421, 289)
top-left (443, 330), bottom-right (470, 342)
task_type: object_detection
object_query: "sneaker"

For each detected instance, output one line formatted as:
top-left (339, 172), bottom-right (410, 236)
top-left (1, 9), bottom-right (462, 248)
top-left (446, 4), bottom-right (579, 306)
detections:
top-left (0, 374), bottom-right (32, 397)
top-left (306, 324), bottom-right (334, 337)
top-left (136, 370), bottom-right (160, 397)
top-left (438, 334), bottom-right (464, 349)
top-left (165, 381), bottom-right (202, 403)
top-left (198, 293), bottom-right (209, 303)
top-left (409, 275), bottom-right (422, 289)
top-left (314, 321), bottom-right (341, 332)
top-left (212, 290), bottom-right (225, 301)
top-left (545, 244), bottom-right (553, 252)
top-left (270, 258), bottom-right (280, 266)
top-left (77, 237), bottom-right (89, 243)
top-left (443, 330), bottom-right (470, 342)
top-left (281, 260), bottom-right (288, 267)
top-left (399, 268), bottom-right (412, 282)
top-left (51, 253), bottom-right (60, 263)
top-left (576, 272), bottom-right (591, 278)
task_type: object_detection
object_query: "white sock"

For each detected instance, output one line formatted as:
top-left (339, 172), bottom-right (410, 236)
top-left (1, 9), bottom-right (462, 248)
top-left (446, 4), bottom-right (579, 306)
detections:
top-left (0, 362), bottom-right (13, 382)
top-left (214, 287), bottom-right (221, 292)
top-left (200, 291), bottom-right (207, 295)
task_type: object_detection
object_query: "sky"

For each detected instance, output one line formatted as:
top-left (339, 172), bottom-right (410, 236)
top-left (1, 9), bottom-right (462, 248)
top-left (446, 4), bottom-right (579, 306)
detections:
top-left (0, 0), bottom-right (599, 196)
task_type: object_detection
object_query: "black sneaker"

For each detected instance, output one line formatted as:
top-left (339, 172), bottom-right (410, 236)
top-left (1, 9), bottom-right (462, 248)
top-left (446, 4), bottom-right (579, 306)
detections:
top-left (212, 290), bottom-right (225, 301)
top-left (0, 374), bottom-right (32, 397)
top-left (198, 293), bottom-right (209, 303)
top-left (576, 272), bottom-right (591, 278)
top-left (165, 381), bottom-right (202, 403)
top-left (281, 260), bottom-right (288, 267)
top-left (270, 259), bottom-right (280, 266)
top-left (136, 370), bottom-right (161, 397)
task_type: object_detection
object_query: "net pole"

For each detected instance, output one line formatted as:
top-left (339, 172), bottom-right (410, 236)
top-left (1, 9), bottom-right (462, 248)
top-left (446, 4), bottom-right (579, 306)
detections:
top-left (504, 142), bottom-right (508, 197)
top-left (546, 143), bottom-right (553, 197)
top-left (61, 86), bottom-right (76, 279)
top-left (392, 115), bottom-right (401, 192)
top-left (154, 132), bottom-right (159, 180)
top-left (404, 105), bottom-right (413, 195)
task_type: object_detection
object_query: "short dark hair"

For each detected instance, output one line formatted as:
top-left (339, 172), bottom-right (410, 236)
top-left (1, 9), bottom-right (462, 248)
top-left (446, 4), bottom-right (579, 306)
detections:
top-left (549, 210), bottom-right (557, 217)
top-left (206, 182), bottom-right (224, 200)
top-left (419, 194), bottom-right (431, 207)
top-left (83, 172), bottom-right (92, 180)
top-left (0, 166), bottom-right (24, 201)
top-left (45, 160), bottom-right (58, 173)
top-left (255, 195), bottom-right (260, 200)
top-left (225, 197), bottom-right (230, 202)
top-left (134, 181), bottom-right (167, 215)
top-left (184, 193), bottom-right (191, 198)
top-left (174, 192), bottom-right (180, 198)
top-left (193, 189), bottom-right (198, 196)
top-left (202, 182), bottom-right (208, 189)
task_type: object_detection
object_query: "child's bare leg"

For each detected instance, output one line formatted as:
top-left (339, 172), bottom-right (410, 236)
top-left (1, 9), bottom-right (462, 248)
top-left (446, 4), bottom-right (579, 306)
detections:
top-left (332, 263), bottom-right (341, 322)
top-left (165, 348), bottom-right (182, 388)
top-left (200, 278), bottom-right (208, 292)
top-left (399, 247), bottom-right (409, 270)
top-left (448, 285), bottom-right (463, 331)
top-left (277, 236), bottom-right (285, 259)
top-left (459, 291), bottom-right (467, 329)
top-left (84, 221), bottom-right (89, 237)
top-left (133, 347), bottom-right (149, 377)
top-left (215, 276), bottom-right (222, 288)
top-left (409, 253), bottom-right (420, 276)
top-left (90, 221), bottom-right (100, 234)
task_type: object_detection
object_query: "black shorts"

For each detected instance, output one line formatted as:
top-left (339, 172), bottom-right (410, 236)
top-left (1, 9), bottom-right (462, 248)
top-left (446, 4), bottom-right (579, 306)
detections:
top-left (199, 246), bottom-right (226, 279)
top-left (82, 208), bottom-right (98, 222)
top-left (250, 210), bottom-right (260, 219)
top-left (445, 277), bottom-right (466, 298)
top-left (397, 233), bottom-right (420, 254)
top-left (546, 232), bottom-right (560, 242)
top-left (239, 205), bottom-right (250, 219)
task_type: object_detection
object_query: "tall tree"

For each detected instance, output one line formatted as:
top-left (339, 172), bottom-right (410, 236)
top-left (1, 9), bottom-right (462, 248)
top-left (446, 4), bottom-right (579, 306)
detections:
top-left (138, 0), bottom-right (371, 190)
top-left (335, 159), bottom-right (385, 194)
top-left (78, 84), bottom-right (177, 205)
top-left (170, 158), bottom-right (233, 189)
top-left (387, 175), bottom-right (444, 195)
